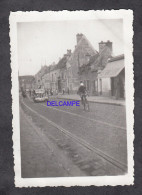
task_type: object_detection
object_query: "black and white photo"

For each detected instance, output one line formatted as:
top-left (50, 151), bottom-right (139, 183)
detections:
top-left (10, 10), bottom-right (134, 187)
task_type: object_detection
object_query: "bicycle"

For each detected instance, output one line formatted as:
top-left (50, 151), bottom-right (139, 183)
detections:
top-left (81, 93), bottom-right (90, 111)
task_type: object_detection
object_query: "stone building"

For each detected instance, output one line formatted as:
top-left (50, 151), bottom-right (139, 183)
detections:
top-left (66, 33), bottom-right (98, 93)
top-left (79, 40), bottom-right (112, 95)
top-left (34, 34), bottom-right (122, 98)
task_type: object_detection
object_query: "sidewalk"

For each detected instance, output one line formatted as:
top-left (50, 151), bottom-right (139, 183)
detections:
top-left (57, 94), bottom-right (125, 106)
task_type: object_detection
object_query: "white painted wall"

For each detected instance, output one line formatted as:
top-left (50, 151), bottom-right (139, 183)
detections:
top-left (102, 78), bottom-right (111, 92)
top-left (97, 77), bottom-right (111, 95)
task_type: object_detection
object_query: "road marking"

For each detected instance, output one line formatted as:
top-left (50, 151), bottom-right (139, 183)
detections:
top-left (21, 100), bottom-right (127, 172)
top-left (40, 103), bottom-right (126, 130)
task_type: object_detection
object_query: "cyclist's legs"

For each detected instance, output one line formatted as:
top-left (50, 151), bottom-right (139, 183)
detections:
top-left (80, 94), bottom-right (83, 104)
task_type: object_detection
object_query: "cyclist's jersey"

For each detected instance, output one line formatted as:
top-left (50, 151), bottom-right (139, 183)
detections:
top-left (78, 85), bottom-right (86, 94)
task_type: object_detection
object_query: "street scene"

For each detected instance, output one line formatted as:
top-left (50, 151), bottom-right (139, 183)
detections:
top-left (20, 95), bottom-right (126, 178)
top-left (18, 18), bottom-right (127, 178)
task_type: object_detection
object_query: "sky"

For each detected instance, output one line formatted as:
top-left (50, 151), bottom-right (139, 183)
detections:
top-left (17, 19), bottom-right (123, 76)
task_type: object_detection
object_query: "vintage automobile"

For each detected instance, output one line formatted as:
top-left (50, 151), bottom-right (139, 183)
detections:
top-left (33, 89), bottom-right (49, 103)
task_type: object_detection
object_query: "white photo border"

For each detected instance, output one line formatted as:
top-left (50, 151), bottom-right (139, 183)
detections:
top-left (10, 10), bottom-right (134, 187)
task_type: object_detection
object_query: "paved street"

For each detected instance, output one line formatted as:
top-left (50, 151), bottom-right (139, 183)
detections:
top-left (20, 96), bottom-right (127, 178)
top-left (20, 107), bottom-right (85, 177)
top-left (57, 94), bottom-right (125, 106)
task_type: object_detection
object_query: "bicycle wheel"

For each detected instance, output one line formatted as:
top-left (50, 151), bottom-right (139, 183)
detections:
top-left (82, 96), bottom-right (86, 110)
top-left (85, 99), bottom-right (90, 112)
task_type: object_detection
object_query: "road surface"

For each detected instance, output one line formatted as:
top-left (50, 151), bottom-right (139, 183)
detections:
top-left (20, 96), bottom-right (127, 178)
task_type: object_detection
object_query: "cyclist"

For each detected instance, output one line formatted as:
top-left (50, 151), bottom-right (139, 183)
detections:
top-left (77, 81), bottom-right (87, 104)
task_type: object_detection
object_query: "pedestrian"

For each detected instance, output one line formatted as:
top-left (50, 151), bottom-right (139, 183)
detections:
top-left (62, 88), bottom-right (65, 95)
top-left (56, 89), bottom-right (58, 95)
top-left (50, 89), bottom-right (53, 96)
top-left (67, 87), bottom-right (69, 95)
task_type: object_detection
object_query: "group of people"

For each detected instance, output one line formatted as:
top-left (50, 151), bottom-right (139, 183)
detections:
top-left (21, 81), bottom-right (87, 103)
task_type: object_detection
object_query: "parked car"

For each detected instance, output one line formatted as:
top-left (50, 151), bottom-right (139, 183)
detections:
top-left (33, 89), bottom-right (49, 103)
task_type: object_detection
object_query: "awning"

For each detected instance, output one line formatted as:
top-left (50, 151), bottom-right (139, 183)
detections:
top-left (98, 59), bottom-right (124, 78)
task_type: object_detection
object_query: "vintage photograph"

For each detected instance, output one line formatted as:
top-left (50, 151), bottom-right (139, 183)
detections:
top-left (10, 10), bottom-right (134, 187)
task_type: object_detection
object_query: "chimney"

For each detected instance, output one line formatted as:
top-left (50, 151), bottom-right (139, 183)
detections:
top-left (99, 41), bottom-right (106, 53)
top-left (76, 33), bottom-right (83, 44)
top-left (106, 40), bottom-right (112, 54)
top-left (99, 40), bottom-right (112, 54)
top-left (67, 49), bottom-right (71, 56)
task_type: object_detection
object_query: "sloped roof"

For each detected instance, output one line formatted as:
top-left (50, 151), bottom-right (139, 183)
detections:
top-left (108, 54), bottom-right (124, 62)
top-left (88, 45), bottom-right (112, 67)
top-left (87, 53), bottom-right (99, 66)
top-left (68, 34), bottom-right (98, 63)
top-left (19, 75), bottom-right (35, 84)
top-left (19, 75), bottom-right (34, 81)
top-left (57, 56), bottom-right (67, 69)
top-left (35, 65), bottom-right (49, 77)
top-left (48, 64), bottom-right (58, 71)
top-left (98, 57), bottom-right (124, 78)
top-left (77, 34), bottom-right (98, 55)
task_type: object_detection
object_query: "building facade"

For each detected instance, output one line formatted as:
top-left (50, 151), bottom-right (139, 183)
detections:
top-left (66, 33), bottom-right (98, 93)
top-left (19, 75), bottom-right (35, 91)
top-left (57, 50), bottom-right (71, 93)
top-left (98, 54), bottom-right (125, 99)
top-left (78, 40), bottom-right (112, 95)
top-left (33, 34), bottom-right (124, 99)
top-left (34, 65), bottom-right (49, 89)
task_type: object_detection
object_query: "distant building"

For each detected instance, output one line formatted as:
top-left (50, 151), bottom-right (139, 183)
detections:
top-left (42, 68), bottom-right (51, 90)
top-left (35, 65), bottom-right (49, 89)
top-left (49, 65), bottom-right (59, 92)
top-left (57, 50), bottom-right (72, 93)
top-left (41, 50), bottom-right (71, 93)
top-left (19, 75), bottom-right (35, 91)
top-left (98, 54), bottom-right (125, 99)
